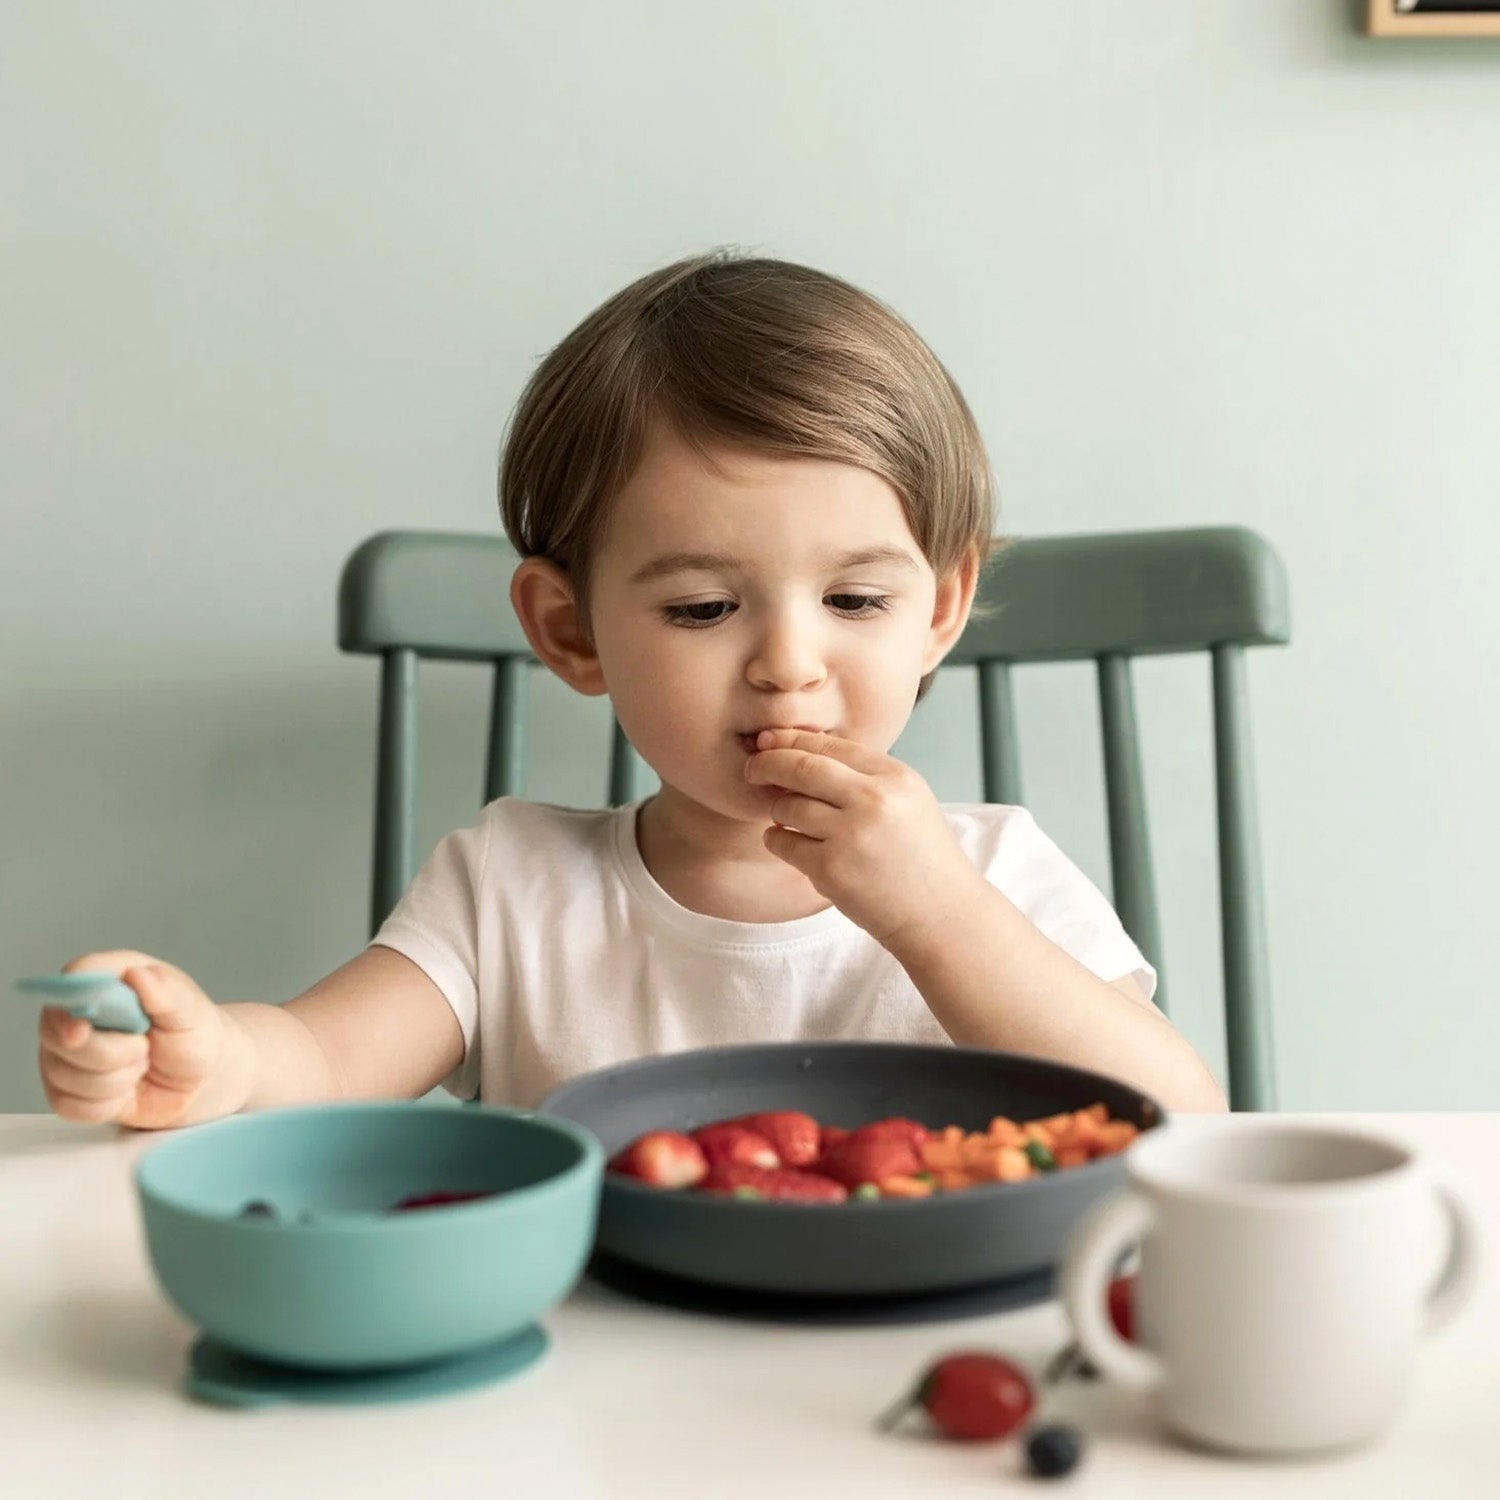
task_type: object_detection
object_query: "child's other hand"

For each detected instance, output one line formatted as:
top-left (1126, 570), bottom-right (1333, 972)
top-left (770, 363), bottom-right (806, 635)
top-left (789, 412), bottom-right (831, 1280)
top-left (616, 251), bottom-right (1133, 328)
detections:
top-left (745, 729), bottom-right (988, 952)
top-left (38, 951), bottom-right (228, 1129)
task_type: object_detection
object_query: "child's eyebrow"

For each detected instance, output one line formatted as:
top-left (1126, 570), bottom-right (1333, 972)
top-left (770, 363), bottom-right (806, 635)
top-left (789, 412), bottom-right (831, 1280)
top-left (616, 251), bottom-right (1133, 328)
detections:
top-left (629, 546), bottom-right (920, 585)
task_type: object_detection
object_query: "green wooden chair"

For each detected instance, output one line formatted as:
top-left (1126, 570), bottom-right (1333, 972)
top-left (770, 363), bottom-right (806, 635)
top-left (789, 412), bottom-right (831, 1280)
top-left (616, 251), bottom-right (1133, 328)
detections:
top-left (338, 527), bottom-right (1289, 1110)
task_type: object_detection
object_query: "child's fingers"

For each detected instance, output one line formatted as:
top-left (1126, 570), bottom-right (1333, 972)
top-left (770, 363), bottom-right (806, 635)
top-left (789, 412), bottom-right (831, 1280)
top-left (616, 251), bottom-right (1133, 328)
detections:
top-left (120, 963), bottom-right (211, 1030)
top-left (38, 1006), bottom-right (92, 1051)
top-left (42, 1053), bottom-right (148, 1103)
top-left (746, 746), bottom-right (860, 806)
top-left (62, 949), bottom-right (166, 977)
top-left (752, 729), bottom-right (888, 775)
top-left (42, 1080), bottom-right (140, 1125)
top-left (764, 792), bottom-right (838, 840)
top-left (38, 1010), bottom-right (147, 1070)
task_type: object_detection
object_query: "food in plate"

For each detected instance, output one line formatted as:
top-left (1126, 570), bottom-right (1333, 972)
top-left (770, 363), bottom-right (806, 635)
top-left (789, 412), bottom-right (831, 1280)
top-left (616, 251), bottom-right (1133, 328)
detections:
top-left (607, 1104), bottom-right (1139, 1201)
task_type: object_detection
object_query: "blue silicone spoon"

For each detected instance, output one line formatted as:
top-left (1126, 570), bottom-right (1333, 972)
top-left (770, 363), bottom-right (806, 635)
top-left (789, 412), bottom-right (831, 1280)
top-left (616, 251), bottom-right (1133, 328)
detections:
top-left (15, 973), bottom-right (151, 1033)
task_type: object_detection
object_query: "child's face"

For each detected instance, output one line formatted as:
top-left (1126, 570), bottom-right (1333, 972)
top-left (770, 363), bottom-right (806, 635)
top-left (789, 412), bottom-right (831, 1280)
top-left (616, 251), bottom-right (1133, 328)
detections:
top-left (579, 422), bottom-right (972, 831)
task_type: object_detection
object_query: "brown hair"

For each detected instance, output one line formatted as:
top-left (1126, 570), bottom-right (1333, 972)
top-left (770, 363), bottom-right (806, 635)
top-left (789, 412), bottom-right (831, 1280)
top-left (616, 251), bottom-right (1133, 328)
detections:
top-left (499, 251), bottom-right (998, 690)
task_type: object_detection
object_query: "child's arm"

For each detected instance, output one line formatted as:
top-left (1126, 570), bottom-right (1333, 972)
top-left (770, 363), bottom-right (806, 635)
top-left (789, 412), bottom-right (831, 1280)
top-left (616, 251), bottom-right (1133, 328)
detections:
top-left (746, 729), bottom-right (1228, 1113)
top-left (879, 889), bottom-right (1228, 1111)
top-left (38, 947), bottom-right (465, 1129)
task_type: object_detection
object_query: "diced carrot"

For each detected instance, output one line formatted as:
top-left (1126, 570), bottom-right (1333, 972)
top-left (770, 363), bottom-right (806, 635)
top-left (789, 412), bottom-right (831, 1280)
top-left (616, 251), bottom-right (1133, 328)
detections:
top-left (1092, 1121), bottom-right (1140, 1156)
top-left (994, 1146), bottom-right (1033, 1182)
top-left (987, 1119), bottom-right (1025, 1148)
top-left (962, 1134), bottom-right (1000, 1168)
top-left (920, 1140), bottom-right (962, 1170)
top-left (941, 1125), bottom-right (964, 1146)
top-left (1083, 1102), bottom-right (1109, 1124)
top-left (1054, 1146), bottom-right (1089, 1169)
top-left (1021, 1122), bottom-right (1054, 1149)
top-left (878, 1175), bottom-right (935, 1199)
top-left (937, 1168), bottom-right (975, 1191)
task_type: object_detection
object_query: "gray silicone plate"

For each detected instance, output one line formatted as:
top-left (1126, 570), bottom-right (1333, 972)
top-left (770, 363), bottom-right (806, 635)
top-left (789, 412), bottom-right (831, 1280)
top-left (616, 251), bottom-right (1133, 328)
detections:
top-left (540, 1041), bottom-right (1164, 1299)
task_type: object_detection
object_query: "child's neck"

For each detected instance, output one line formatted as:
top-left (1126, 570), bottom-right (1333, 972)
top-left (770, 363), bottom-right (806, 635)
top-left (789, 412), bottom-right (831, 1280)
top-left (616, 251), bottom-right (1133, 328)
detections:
top-left (634, 795), bottom-right (833, 924)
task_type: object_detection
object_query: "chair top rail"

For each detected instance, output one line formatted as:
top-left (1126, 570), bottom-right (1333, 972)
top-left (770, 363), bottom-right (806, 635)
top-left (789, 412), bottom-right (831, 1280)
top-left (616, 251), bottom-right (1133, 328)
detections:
top-left (338, 530), bottom-right (534, 662)
top-left (339, 525), bottom-right (1290, 666)
top-left (951, 525), bottom-right (1289, 664)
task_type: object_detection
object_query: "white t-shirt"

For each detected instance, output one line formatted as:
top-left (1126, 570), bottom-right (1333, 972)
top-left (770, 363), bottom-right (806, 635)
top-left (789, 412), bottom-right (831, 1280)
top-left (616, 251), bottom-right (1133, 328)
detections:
top-left (371, 798), bottom-right (1157, 1108)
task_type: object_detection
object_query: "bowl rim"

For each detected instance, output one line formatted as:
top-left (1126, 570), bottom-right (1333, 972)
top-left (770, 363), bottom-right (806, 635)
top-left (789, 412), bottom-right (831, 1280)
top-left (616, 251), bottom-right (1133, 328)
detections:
top-left (134, 1099), bottom-right (604, 1229)
top-left (539, 1037), bottom-right (1167, 1108)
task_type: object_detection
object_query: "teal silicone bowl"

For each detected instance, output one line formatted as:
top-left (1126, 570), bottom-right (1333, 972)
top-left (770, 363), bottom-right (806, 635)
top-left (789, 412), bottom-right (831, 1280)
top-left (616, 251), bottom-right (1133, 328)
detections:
top-left (134, 1102), bottom-right (604, 1370)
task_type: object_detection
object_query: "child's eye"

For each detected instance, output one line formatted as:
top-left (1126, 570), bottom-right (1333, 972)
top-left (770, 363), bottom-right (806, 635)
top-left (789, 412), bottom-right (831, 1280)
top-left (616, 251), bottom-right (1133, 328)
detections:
top-left (662, 600), bottom-right (736, 627)
top-left (825, 593), bottom-right (893, 616)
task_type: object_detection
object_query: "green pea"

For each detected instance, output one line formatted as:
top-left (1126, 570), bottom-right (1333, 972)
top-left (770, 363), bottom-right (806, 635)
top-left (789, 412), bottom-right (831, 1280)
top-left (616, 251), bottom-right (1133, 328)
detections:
top-left (733, 1186), bottom-right (762, 1200)
top-left (1025, 1140), bottom-right (1058, 1172)
top-left (852, 1183), bottom-right (881, 1200)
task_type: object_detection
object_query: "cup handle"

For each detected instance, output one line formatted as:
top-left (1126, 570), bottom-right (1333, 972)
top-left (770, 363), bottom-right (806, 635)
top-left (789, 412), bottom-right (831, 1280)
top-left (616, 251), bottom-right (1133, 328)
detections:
top-left (1422, 1178), bottom-right (1483, 1338)
top-left (1058, 1189), bottom-right (1166, 1390)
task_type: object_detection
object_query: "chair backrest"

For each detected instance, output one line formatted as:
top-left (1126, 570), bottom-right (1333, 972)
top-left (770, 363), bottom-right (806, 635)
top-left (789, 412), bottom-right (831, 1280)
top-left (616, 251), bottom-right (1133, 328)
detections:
top-left (338, 525), bottom-right (1289, 1110)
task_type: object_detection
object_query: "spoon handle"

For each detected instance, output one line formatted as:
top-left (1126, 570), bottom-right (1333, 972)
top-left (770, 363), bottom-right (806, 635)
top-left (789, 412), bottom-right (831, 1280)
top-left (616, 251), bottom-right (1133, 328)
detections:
top-left (15, 974), bottom-right (151, 1034)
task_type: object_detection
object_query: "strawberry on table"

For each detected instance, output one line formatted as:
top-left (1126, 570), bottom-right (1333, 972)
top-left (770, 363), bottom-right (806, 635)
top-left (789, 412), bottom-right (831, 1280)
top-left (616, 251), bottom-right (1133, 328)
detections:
top-left (728, 1110), bottom-right (821, 1167)
top-left (608, 1130), bottom-right (708, 1188)
top-left (692, 1122), bottom-right (780, 1170)
top-left (701, 1162), bottom-right (848, 1203)
top-left (877, 1351), bottom-right (1036, 1441)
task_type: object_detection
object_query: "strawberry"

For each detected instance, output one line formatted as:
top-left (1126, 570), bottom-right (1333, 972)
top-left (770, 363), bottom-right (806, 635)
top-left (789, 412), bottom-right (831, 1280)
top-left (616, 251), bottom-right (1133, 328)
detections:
top-left (877, 1351), bottom-right (1035, 1441)
top-left (1108, 1274), bottom-right (1135, 1342)
top-left (851, 1117), bottom-right (933, 1152)
top-left (701, 1162), bottom-right (848, 1203)
top-left (392, 1190), bottom-right (498, 1211)
top-left (728, 1110), bottom-right (821, 1167)
top-left (691, 1122), bottom-right (780, 1170)
top-left (820, 1125), bottom-right (852, 1152)
top-left (608, 1130), bottom-right (708, 1188)
top-left (816, 1132), bottom-right (923, 1189)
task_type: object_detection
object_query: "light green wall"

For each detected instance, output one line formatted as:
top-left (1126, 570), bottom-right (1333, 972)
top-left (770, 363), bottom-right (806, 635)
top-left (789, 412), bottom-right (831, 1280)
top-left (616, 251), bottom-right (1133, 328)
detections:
top-left (5, 1), bottom-right (1497, 1111)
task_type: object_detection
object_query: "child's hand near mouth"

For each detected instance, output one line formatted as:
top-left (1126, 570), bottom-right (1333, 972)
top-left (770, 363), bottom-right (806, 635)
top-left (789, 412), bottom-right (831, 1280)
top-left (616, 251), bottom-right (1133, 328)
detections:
top-left (745, 728), bottom-right (989, 953)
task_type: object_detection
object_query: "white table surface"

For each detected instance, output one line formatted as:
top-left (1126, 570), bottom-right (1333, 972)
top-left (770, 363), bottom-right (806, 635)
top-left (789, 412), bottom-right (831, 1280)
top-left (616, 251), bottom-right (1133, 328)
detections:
top-left (3, 1110), bottom-right (1492, 1497)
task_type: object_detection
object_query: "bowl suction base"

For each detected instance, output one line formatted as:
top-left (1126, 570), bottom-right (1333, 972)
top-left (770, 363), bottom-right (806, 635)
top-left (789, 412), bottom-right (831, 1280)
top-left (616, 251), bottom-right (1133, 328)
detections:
top-left (185, 1323), bottom-right (548, 1408)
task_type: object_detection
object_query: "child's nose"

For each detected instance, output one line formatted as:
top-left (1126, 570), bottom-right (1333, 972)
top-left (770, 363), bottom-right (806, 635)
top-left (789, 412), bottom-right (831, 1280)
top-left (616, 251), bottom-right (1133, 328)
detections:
top-left (745, 617), bottom-right (828, 693)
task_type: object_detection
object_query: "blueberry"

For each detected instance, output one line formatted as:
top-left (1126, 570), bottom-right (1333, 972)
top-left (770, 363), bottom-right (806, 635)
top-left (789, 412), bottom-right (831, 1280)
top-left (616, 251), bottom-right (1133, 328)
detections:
top-left (1025, 1423), bottom-right (1084, 1479)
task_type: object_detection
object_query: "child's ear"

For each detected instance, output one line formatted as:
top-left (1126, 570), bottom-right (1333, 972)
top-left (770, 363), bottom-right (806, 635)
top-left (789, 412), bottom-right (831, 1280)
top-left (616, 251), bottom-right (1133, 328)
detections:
top-left (921, 545), bottom-right (982, 674)
top-left (510, 557), bottom-right (608, 697)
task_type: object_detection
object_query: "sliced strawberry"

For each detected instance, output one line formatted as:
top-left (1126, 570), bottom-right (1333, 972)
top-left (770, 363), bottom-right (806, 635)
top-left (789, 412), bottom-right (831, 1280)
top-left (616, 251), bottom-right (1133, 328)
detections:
top-left (850, 1117), bottom-right (933, 1152)
top-left (816, 1132), bottom-right (923, 1189)
top-left (392, 1190), bottom-right (499, 1211)
top-left (728, 1110), bottom-right (821, 1167)
top-left (691, 1122), bottom-right (780, 1170)
top-left (820, 1125), bottom-right (852, 1152)
top-left (608, 1130), bottom-right (708, 1188)
top-left (701, 1162), bottom-right (848, 1202)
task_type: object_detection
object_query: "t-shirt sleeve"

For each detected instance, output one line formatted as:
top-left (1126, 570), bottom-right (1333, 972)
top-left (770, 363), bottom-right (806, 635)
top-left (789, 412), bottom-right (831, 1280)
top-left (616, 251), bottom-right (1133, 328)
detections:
top-left (966, 806), bottom-right (1159, 1004)
top-left (368, 820), bottom-right (488, 1100)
